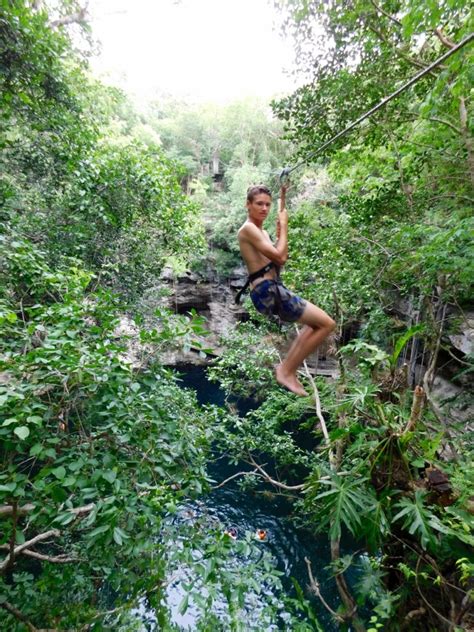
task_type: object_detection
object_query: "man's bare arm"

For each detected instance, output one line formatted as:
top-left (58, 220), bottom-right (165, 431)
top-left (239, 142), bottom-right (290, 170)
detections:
top-left (276, 185), bottom-right (289, 261)
top-left (240, 221), bottom-right (288, 267)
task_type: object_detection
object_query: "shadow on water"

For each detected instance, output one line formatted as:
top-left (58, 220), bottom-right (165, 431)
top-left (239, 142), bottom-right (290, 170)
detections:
top-left (144, 364), bottom-right (358, 630)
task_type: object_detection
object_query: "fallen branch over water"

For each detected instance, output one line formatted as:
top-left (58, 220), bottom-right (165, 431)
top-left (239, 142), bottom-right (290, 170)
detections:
top-left (247, 455), bottom-right (305, 491)
top-left (212, 467), bottom-right (260, 489)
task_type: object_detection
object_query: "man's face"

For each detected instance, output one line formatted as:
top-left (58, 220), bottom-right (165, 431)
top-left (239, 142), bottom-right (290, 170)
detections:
top-left (247, 193), bottom-right (272, 222)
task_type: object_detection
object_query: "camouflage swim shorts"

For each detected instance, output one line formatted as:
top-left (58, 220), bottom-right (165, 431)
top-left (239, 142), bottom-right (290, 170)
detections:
top-left (250, 279), bottom-right (306, 323)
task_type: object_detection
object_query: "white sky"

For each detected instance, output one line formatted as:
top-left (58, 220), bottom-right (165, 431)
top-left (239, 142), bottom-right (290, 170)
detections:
top-left (88, 0), bottom-right (297, 105)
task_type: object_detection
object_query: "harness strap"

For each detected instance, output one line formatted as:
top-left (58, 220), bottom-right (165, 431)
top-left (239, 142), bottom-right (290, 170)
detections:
top-left (234, 262), bottom-right (276, 304)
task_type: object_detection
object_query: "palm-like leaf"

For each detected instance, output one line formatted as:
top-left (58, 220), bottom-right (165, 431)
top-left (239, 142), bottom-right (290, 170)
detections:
top-left (393, 490), bottom-right (436, 549)
top-left (310, 474), bottom-right (377, 541)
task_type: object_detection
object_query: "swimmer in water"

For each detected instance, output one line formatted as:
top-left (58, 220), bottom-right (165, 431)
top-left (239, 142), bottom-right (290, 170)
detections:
top-left (224, 527), bottom-right (238, 539)
top-left (256, 529), bottom-right (267, 541)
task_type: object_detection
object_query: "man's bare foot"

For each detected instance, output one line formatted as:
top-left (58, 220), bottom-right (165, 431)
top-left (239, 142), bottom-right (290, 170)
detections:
top-left (275, 364), bottom-right (308, 397)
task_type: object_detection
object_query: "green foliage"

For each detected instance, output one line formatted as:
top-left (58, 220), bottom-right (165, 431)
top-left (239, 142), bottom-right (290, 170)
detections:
top-left (207, 321), bottom-right (279, 398)
top-left (1, 3), bottom-right (205, 301)
top-left (209, 0), bottom-right (473, 627)
top-left (393, 491), bottom-right (440, 550)
top-left (211, 311), bottom-right (473, 628)
top-left (273, 0), bottom-right (473, 341)
top-left (0, 228), bottom-right (212, 626)
top-left (0, 4), bottom-right (299, 629)
top-left (0, 225), bottom-right (310, 629)
top-left (146, 97), bottom-right (290, 275)
top-left (305, 473), bottom-right (380, 541)
top-left (2, 1), bottom-right (473, 629)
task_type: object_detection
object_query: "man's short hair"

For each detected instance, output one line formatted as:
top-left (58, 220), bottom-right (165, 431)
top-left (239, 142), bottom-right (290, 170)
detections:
top-left (246, 184), bottom-right (272, 202)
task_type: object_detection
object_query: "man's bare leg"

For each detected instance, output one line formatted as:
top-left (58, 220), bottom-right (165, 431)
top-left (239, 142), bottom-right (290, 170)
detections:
top-left (275, 303), bottom-right (335, 396)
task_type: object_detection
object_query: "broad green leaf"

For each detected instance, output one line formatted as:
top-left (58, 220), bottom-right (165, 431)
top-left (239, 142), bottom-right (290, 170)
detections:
top-left (14, 426), bottom-right (30, 440)
top-left (102, 470), bottom-right (117, 484)
top-left (52, 466), bottom-right (66, 480)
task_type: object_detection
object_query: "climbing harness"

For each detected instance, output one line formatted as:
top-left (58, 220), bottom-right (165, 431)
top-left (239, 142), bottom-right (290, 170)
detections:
top-left (277, 32), bottom-right (473, 182)
top-left (234, 261), bottom-right (278, 304)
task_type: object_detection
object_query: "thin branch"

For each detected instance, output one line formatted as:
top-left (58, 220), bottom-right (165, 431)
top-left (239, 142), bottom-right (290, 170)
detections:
top-left (455, 591), bottom-right (474, 626)
top-left (426, 193), bottom-right (474, 205)
top-left (352, 234), bottom-right (392, 257)
top-left (8, 501), bottom-right (18, 571)
top-left (423, 302), bottom-right (447, 394)
top-left (295, 326), bottom-right (336, 468)
top-left (401, 111), bottom-right (462, 135)
top-left (401, 607), bottom-right (427, 629)
top-left (0, 545), bottom-right (77, 564)
top-left (247, 455), bottom-right (305, 491)
top-left (369, 0), bottom-right (403, 27)
top-left (212, 468), bottom-right (260, 489)
top-left (0, 529), bottom-right (60, 573)
top-left (0, 503), bottom-right (35, 518)
top-left (393, 135), bottom-right (462, 159)
top-left (49, 5), bottom-right (88, 28)
top-left (304, 360), bottom-right (336, 465)
top-left (446, 346), bottom-right (472, 368)
top-left (330, 538), bottom-right (366, 631)
top-left (434, 28), bottom-right (455, 49)
top-left (304, 556), bottom-right (343, 621)
top-left (415, 556), bottom-right (464, 629)
top-left (368, 25), bottom-right (441, 75)
top-left (0, 601), bottom-right (40, 631)
top-left (459, 95), bottom-right (474, 186)
top-left (69, 503), bottom-right (95, 515)
top-left (424, 116), bottom-right (462, 135)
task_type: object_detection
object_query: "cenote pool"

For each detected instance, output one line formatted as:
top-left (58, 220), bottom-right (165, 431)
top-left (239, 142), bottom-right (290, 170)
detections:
top-left (138, 364), bottom-right (359, 630)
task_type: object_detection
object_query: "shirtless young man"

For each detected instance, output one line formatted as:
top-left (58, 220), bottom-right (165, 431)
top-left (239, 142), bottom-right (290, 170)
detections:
top-left (237, 184), bottom-right (335, 396)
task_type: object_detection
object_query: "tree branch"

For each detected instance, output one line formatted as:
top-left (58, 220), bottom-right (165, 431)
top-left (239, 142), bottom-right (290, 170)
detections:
top-left (331, 538), bottom-right (366, 631)
top-left (0, 502), bottom-right (94, 519)
top-left (296, 326), bottom-right (336, 467)
top-left (49, 5), bottom-right (88, 29)
top-left (433, 28), bottom-right (455, 49)
top-left (247, 455), bottom-right (305, 491)
top-left (352, 233), bottom-right (392, 257)
top-left (400, 110), bottom-right (462, 135)
top-left (415, 556), bottom-right (459, 629)
top-left (459, 96), bottom-right (474, 186)
top-left (212, 468), bottom-right (260, 489)
top-left (0, 529), bottom-right (60, 573)
top-left (423, 301), bottom-right (447, 394)
top-left (426, 116), bottom-right (462, 135)
top-left (69, 502), bottom-right (95, 515)
top-left (0, 544), bottom-right (76, 564)
top-left (7, 501), bottom-right (18, 572)
top-left (368, 25), bottom-right (441, 75)
top-left (0, 601), bottom-right (40, 631)
top-left (369, 0), bottom-right (403, 27)
top-left (304, 556), bottom-right (343, 621)
top-left (401, 606), bottom-right (427, 629)
top-left (0, 503), bottom-right (35, 518)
